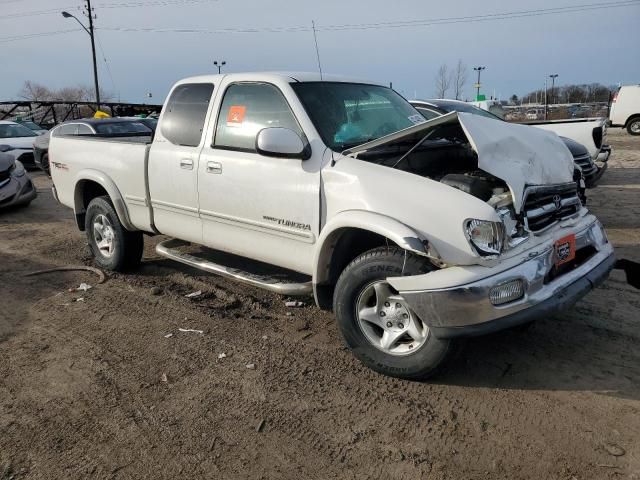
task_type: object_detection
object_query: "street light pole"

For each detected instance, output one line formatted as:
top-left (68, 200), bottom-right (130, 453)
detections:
top-left (213, 60), bottom-right (226, 74)
top-left (473, 66), bottom-right (486, 100)
top-left (549, 73), bottom-right (558, 107)
top-left (544, 78), bottom-right (548, 120)
top-left (61, 0), bottom-right (101, 110)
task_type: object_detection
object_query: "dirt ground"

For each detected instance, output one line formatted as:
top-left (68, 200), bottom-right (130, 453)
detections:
top-left (1, 130), bottom-right (639, 480)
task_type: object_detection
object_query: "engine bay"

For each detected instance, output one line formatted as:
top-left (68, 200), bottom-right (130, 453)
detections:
top-left (353, 122), bottom-right (512, 207)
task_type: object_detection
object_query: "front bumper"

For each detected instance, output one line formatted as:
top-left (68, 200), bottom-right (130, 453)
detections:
top-left (393, 220), bottom-right (614, 338)
top-left (0, 175), bottom-right (37, 208)
top-left (596, 145), bottom-right (612, 163)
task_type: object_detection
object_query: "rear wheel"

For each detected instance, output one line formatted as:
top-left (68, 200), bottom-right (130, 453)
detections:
top-left (85, 196), bottom-right (143, 271)
top-left (333, 247), bottom-right (455, 380)
top-left (627, 117), bottom-right (640, 136)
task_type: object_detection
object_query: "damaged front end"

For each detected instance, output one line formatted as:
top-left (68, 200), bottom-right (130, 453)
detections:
top-left (342, 112), bottom-right (583, 259)
top-left (340, 113), bottom-right (614, 336)
top-left (0, 145), bottom-right (37, 209)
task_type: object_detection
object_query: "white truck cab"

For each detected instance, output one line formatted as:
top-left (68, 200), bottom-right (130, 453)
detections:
top-left (49, 72), bottom-right (615, 379)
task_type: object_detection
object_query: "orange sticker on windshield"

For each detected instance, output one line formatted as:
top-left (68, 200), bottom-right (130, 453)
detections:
top-left (227, 105), bottom-right (246, 126)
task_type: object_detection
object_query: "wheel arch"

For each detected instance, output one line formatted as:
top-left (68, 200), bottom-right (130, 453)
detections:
top-left (625, 114), bottom-right (640, 127)
top-left (312, 211), bottom-right (429, 310)
top-left (73, 169), bottom-right (135, 232)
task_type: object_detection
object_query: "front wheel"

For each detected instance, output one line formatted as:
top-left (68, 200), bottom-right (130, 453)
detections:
top-left (333, 247), bottom-right (455, 380)
top-left (85, 196), bottom-right (143, 271)
top-left (627, 118), bottom-right (640, 136)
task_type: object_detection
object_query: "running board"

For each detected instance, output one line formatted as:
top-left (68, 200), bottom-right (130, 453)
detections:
top-left (155, 239), bottom-right (312, 296)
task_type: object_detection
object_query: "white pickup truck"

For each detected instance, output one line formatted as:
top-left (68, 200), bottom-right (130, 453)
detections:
top-left (469, 100), bottom-right (612, 163)
top-left (50, 72), bottom-right (615, 379)
top-left (523, 117), bottom-right (612, 163)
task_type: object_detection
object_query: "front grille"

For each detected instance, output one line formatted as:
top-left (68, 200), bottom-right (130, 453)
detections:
top-left (523, 183), bottom-right (581, 232)
top-left (573, 153), bottom-right (597, 176)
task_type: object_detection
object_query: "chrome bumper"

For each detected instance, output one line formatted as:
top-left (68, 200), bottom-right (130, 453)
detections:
top-left (596, 145), bottom-right (612, 163)
top-left (398, 221), bottom-right (614, 338)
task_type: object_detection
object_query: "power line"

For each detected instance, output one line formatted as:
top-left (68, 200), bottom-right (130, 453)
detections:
top-left (94, 30), bottom-right (120, 101)
top-left (95, 0), bottom-right (640, 35)
top-left (2, 0), bottom-right (638, 41)
top-left (0, 29), bottom-right (81, 44)
top-left (96, 0), bottom-right (218, 8)
top-left (0, 6), bottom-right (76, 20)
top-left (0, 0), bottom-right (217, 19)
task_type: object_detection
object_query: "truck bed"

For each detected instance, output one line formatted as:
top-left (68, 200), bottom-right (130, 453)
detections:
top-left (49, 135), bottom-right (153, 232)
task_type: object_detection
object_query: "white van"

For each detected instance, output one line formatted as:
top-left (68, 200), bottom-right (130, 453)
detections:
top-left (609, 85), bottom-right (640, 135)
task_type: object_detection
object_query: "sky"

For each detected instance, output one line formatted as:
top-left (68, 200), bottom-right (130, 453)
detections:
top-left (1, 0), bottom-right (639, 104)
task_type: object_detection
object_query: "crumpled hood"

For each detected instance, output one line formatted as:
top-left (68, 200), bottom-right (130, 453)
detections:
top-left (343, 112), bottom-right (575, 211)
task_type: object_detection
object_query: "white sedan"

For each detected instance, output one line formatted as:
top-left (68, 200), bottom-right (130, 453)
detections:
top-left (0, 120), bottom-right (39, 169)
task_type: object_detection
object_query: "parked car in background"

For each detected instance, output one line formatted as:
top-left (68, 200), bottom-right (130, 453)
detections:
top-left (609, 85), bottom-right (640, 135)
top-left (34, 118), bottom-right (153, 176)
top-left (411, 99), bottom-right (604, 187)
top-left (0, 145), bottom-right (37, 209)
top-left (135, 117), bottom-right (158, 132)
top-left (0, 120), bottom-right (38, 169)
top-left (16, 119), bottom-right (48, 135)
top-left (49, 72), bottom-right (614, 379)
top-left (525, 109), bottom-right (543, 120)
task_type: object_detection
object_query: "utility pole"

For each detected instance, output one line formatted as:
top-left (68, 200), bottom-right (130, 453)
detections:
top-left (473, 66), bottom-right (486, 100)
top-left (213, 60), bottom-right (226, 74)
top-left (544, 78), bottom-right (548, 120)
top-left (549, 73), bottom-right (558, 107)
top-left (86, 0), bottom-right (100, 109)
top-left (61, 0), bottom-right (101, 110)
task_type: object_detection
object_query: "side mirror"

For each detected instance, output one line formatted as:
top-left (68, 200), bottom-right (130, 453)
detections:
top-left (0, 145), bottom-right (14, 153)
top-left (256, 127), bottom-right (310, 160)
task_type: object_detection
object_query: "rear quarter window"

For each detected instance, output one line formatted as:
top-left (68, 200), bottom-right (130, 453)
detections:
top-left (161, 83), bottom-right (214, 147)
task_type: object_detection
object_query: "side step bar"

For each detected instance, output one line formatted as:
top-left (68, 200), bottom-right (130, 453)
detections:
top-left (155, 239), bottom-right (313, 296)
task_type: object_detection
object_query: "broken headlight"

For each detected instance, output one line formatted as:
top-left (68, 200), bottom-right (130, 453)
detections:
top-left (465, 219), bottom-right (504, 256)
top-left (497, 207), bottom-right (529, 250)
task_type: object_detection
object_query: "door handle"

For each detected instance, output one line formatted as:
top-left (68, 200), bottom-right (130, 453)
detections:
top-left (207, 161), bottom-right (222, 174)
top-left (180, 158), bottom-right (194, 170)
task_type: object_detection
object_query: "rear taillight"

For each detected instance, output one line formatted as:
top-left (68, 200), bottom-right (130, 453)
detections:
top-left (612, 90), bottom-right (619, 103)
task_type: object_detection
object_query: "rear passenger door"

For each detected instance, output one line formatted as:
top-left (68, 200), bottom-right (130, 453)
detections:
top-left (148, 82), bottom-right (215, 242)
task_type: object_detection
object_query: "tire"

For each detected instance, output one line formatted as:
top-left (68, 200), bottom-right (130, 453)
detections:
top-left (333, 247), bottom-right (455, 380)
top-left (85, 196), bottom-right (143, 271)
top-left (627, 117), bottom-right (640, 136)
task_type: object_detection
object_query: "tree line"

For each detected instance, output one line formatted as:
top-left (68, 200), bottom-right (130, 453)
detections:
top-left (17, 81), bottom-right (112, 103)
top-left (511, 83), bottom-right (615, 105)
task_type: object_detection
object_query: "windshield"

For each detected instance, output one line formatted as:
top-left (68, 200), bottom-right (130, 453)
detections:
top-left (139, 118), bottom-right (158, 130)
top-left (93, 121), bottom-right (151, 135)
top-left (0, 123), bottom-right (38, 138)
top-left (20, 121), bottom-right (44, 131)
top-left (291, 82), bottom-right (425, 151)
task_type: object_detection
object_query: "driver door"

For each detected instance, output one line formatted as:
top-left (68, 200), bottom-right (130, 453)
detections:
top-left (197, 81), bottom-right (321, 274)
